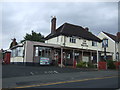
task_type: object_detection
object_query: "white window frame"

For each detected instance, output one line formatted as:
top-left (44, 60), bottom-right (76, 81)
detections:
top-left (92, 41), bottom-right (97, 46)
top-left (57, 37), bottom-right (59, 42)
top-left (70, 37), bottom-right (76, 43)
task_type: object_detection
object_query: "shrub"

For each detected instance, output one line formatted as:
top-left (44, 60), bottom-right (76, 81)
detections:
top-left (77, 61), bottom-right (87, 68)
top-left (106, 60), bottom-right (116, 69)
top-left (87, 62), bottom-right (95, 68)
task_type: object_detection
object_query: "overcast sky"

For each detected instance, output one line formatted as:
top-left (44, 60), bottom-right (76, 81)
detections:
top-left (1, 2), bottom-right (118, 49)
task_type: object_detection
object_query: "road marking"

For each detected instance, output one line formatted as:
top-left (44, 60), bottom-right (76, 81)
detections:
top-left (15, 75), bottom-right (119, 88)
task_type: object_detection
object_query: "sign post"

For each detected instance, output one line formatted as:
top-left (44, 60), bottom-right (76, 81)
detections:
top-left (102, 38), bottom-right (108, 70)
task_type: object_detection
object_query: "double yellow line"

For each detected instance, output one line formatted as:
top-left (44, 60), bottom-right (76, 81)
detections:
top-left (15, 75), bottom-right (118, 88)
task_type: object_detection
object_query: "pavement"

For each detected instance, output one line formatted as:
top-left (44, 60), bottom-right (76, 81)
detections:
top-left (2, 64), bottom-right (120, 89)
top-left (2, 64), bottom-right (97, 78)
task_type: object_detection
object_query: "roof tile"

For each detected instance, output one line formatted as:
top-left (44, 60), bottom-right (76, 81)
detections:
top-left (45, 23), bottom-right (102, 42)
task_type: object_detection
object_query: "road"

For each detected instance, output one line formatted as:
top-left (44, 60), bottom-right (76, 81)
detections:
top-left (2, 64), bottom-right (120, 89)
top-left (30, 76), bottom-right (118, 88)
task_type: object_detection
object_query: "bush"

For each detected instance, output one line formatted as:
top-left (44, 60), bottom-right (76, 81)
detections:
top-left (106, 60), bottom-right (116, 69)
top-left (87, 62), bottom-right (95, 68)
top-left (77, 61), bottom-right (87, 68)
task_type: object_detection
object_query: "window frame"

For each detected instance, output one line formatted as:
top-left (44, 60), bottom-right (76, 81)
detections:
top-left (69, 37), bottom-right (76, 43)
top-left (92, 41), bottom-right (97, 46)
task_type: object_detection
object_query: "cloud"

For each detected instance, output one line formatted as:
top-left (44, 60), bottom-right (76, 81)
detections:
top-left (1, 2), bottom-right (118, 49)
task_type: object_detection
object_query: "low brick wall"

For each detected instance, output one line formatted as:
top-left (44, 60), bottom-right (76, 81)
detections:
top-left (114, 62), bottom-right (120, 69)
top-left (98, 61), bottom-right (107, 70)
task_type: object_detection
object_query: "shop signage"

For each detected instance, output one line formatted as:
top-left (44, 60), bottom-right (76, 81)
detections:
top-left (81, 40), bottom-right (88, 47)
top-left (40, 57), bottom-right (50, 65)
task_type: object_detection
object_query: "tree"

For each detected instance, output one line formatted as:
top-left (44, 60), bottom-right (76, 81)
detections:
top-left (21, 30), bottom-right (45, 43)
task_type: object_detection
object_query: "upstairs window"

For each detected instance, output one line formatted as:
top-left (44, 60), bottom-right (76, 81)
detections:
top-left (92, 41), bottom-right (97, 46)
top-left (61, 37), bottom-right (63, 42)
top-left (70, 37), bottom-right (76, 43)
top-left (57, 37), bottom-right (59, 42)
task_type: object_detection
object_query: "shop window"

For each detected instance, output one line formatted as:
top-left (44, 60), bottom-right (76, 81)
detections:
top-left (38, 49), bottom-right (42, 57)
top-left (75, 53), bottom-right (79, 59)
top-left (15, 48), bottom-right (18, 56)
top-left (67, 54), bottom-right (71, 59)
top-left (35, 46), bottom-right (52, 58)
top-left (11, 49), bottom-right (16, 57)
top-left (70, 37), bottom-right (76, 43)
top-left (18, 47), bottom-right (23, 56)
top-left (11, 47), bottom-right (23, 57)
top-left (35, 47), bottom-right (39, 56)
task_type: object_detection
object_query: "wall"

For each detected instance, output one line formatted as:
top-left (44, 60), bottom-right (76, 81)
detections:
top-left (24, 41), bottom-right (34, 63)
top-left (11, 57), bottom-right (23, 62)
top-left (24, 41), bottom-right (61, 63)
top-left (10, 41), bottom-right (61, 64)
top-left (45, 35), bottom-right (101, 51)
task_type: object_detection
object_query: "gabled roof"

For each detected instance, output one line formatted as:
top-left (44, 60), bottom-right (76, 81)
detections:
top-left (45, 23), bottom-right (102, 42)
top-left (102, 31), bottom-right (118, 42)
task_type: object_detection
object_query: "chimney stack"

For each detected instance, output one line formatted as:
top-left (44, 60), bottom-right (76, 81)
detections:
top-left (117, 32), bottom-right (120, 42)
top-left (9, 38), bottom-right (18, 49)
top-left (51, 16), bottom-right (56, 34)
top-left (13, 38), bottom-right (17, 46)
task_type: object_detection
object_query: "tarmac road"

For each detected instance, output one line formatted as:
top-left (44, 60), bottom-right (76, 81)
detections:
top-left (28, 76), bottom-right (119, 88)
top-left (2, 64), bottom-right (120, 89)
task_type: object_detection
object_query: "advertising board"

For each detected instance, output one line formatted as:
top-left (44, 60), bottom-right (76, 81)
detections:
top-left (40, 57), bottom-right (50, 65)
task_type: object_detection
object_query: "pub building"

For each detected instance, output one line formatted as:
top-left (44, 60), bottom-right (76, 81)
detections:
top-left (10, 17), bottom-right (115, 67)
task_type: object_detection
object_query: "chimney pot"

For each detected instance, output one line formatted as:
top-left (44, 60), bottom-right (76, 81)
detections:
top-left (85, 27), bottom-right (89, 31)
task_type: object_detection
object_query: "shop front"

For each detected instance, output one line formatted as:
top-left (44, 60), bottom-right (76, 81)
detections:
top-left (10, 41), bottom-right (107, 68)
top-left (33, 46), bottom-right (52, 65)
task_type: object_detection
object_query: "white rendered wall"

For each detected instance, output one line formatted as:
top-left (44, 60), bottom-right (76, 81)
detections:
top-left (45, 35), bottom-right (102, 51)
top-left (98, 32), bottom-right (117, 61)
